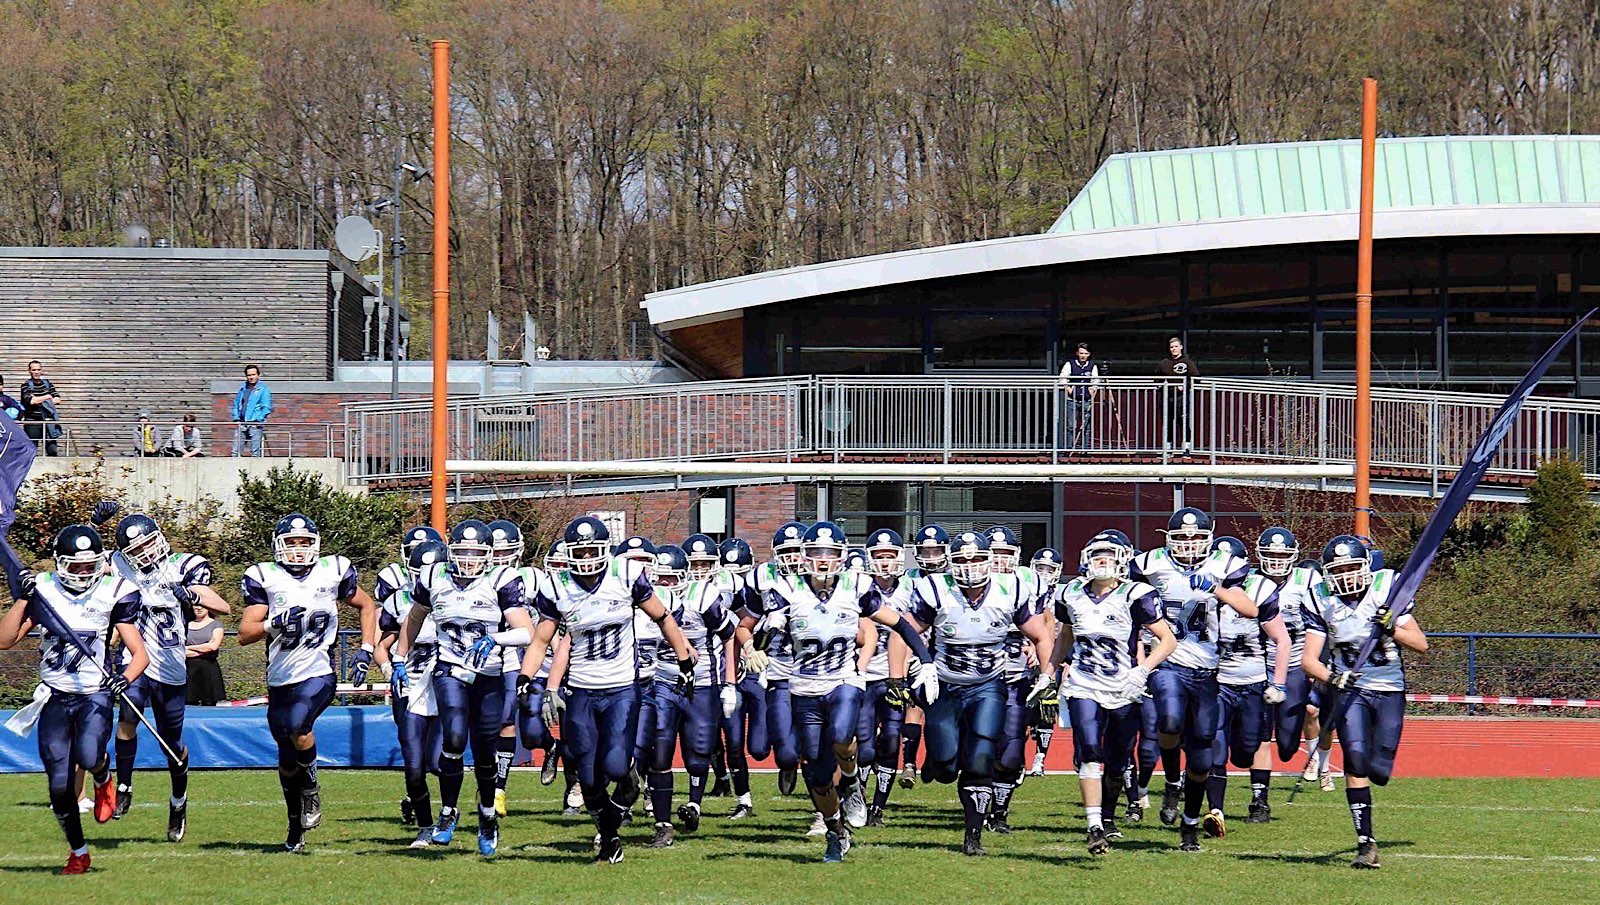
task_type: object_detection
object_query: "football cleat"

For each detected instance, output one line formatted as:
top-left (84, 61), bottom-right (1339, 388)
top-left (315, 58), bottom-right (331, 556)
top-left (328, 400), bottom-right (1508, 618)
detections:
top-left (1179, 822), bottom-right (1202, 852)
top-left (778, 767), bottom-right (798, 796)
top-left (961, 828), bottom-right (986, 857)
top-left (113, 785), bottom-right (132, 820)
top-left (284, 839), bottom-right (306, 854)
top-left (620, 807), bottom-right (635, 826)
top-left (93, 774), bottom-right (116, 824)
top-left (1103, 818), bottom-right (1123, 841)
top-left (898, 764), bottom-right (917, 790)
top-left (541, 751), bottom-right (560, 786)
top-left (493, 789), bottom-right (507, 817)
top-left (1301, 756), bottom-right (1320, 783)
top-left (1125, 794), bottom-right (1148, 823)
top-left (77, 797), bottom-right (92, 814)
top-left (432, 807), bottom-right (460, 845)
top-left (61, 851), bottom-right (91, 875)
top-left (1247, 798), bottom-right (1271, 823)
top-left (478, 814), bottom-right (499, 858)
top-left (842, 786), bottom-right (868, 828)
top-left (823, 830), bottom-right (846, 863)
top-left (566, 784), bottom-right (585, 810)
top-left (410, 825), bottom-right (435, 849)
top-left (1352, 839), bottom-right (1381, 869)
top-left (651, 822), bottom-right (675, 848)
top-left (1086, 825), bottom-right (1109, 855)
top-left (807, 812), bottom-right (828, 836)
top-left (1203, 808), bottom-right (1226, 838)
top-left (1320, 769), bottom-right (1337, 793)
top-left (864, 805), bottom-right (885, 828)
top-left (1159, 783), bottom-right (1181, 826)
top-left (400, 797), bottom-right (415, 827)
top-left (710, 775), bottom-right (732, 798)
top-left (301, 785), bottom-right (322, 830)
top-left (728, 802), bottom-right (755, 821)
top-left (596, 835), bottom-right (625, 864)
top-left (167, 801), bottom-right (187, 843)
top-left (1027, 753), bottom-right (1047, 777)
top-left (986, 810), bottom-right (1013, 834)
top-left (677, 802), bottom-right (701, 833)
top-left (562, 804), bottom-right (582, 817)
top-left (839, 826), bottom-right (853, 856)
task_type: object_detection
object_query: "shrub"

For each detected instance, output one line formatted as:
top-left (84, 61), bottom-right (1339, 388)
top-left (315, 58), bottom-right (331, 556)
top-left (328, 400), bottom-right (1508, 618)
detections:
top-left (223, 463), bottom-right (413, 572)
top-left (9, 461), bottom-right (120, 563)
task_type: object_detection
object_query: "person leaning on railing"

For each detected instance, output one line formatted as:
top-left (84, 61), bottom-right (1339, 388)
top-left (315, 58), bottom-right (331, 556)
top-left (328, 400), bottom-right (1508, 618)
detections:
top-left (230, 363), bottom-right (272, 457)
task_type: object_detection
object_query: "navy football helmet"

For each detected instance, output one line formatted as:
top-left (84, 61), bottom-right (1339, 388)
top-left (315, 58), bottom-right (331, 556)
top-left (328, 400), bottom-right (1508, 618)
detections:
top-left (114, 513), bottom-right (169, 572)
top-left (448, 519), bottom-right (493, 578)
top-left (719, 537), bottom-right (754, 577)
top-left (682, 534), bottom-right (719, 581)
top-left (913, 524), bottom-right (951, 572)
top-left (652, 544), bottom-right (688, 589)
top-left (801, 521), bottom-right (849, 578)
top-left (1321, 534), bottom-right (1371, 597)
top-left (1256, 527), bottom-right (1299, 578)
top-left (54, 524), bottom-right (108, 592)
top-left (1164, 508), bottom-right (1213, 568)
top-left (486, 519), bottom-right (524, 568)
top-left (273, 513), bottom-right (320, 569)
top-left (865, 528), bottom-right (906, 578)
top-left (949, 530), bottom-right (992, 588)
top-left (563, 516), bottom-right (612, 577)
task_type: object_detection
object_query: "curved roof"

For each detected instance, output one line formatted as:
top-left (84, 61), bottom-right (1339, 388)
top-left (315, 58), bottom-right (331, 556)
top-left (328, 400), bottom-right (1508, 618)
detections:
top-left (646, 136), bottom-right (1600, 330)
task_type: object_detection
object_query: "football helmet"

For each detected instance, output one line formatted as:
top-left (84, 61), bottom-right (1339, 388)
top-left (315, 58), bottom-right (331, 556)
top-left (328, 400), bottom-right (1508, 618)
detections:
top-left (652, 544), bottom-right (688, 590)
top-left (682, 534), bottom-right (719, 581)
top-left (402, 526), bottom-right (444, 566)
top-left (719, 537), bottom-right (755, 577)
top-left (1256, 527), bottom-right (1299, 578)
top-left (273, 513), bottom-right (321, 569)
top-left (1030, 547), bottom-right (1064, 585)
top-left (407, 539), bottom-right (448, 579)
top-left (1163, 508), bottom-right (1213, 568)
top-left (949, 530), bottom-right (992, 588)
top-left (448, 520), bottom-right (493, 578)
top-left (986, 525), bottom-right (1021, 573)
top-left (1321, 535), bottom-right (1372, 597)
top-left (913, 525), bottom-right (950, 573)
top-left (563, 516), bottom-right (612, 577)
top-left (771, 522), bottom-right (807, 576)
top-left (486, 519), bottom-right (524, 568)
top-left (54, 524), bottom-right (109, 592)
top-left (1212, 535), bottom-right (1248, 561)
top-left (114, 513), bottom-right (169, 572)
top-left (614, 535), bottom-right (657, 568)
top-left (1080, 535), bottom-right (1125, 582)
top-left (865, 528), bottom-right (906, 578)
top-left (801, 522), bottom-right (849, 578)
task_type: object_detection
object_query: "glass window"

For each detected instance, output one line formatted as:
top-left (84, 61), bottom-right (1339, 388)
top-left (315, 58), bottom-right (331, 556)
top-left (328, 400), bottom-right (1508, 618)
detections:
top-left (932, 314), bottom-right (1049, 371)
top-left (1320, 310), bottom-right (1440, 373)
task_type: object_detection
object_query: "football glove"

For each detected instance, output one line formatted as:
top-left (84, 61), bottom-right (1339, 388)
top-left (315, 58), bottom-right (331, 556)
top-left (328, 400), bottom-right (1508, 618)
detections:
top-left (1263, 682), bottom-right (1286, 705)
top-left (347, 648), bottom-right (374, 685)
top-left (541, 688), bottom-right (566, 727)
top-left (1188, 574), bottom-right (1217, 594)
top-left (884, 677), bottom-right (911, 711)
top-left (1329, 669), bottom-right (1362, 691)
top-left (15, 572), bottom-right (37, 600)
top-left (466, 634), bottom-right (500, 670)
top-left (103, 673), bottom-right (131, 699)
top-left (171, 585), bottom-right (199, 608)
top-left (90, 500), bottom-right (120, 527)
top-left (719, 685), bottom-right (739, 719)
top-left (1373, 603), bottom-right (1398, 636)
top-left (1025, 672), bottom-right (1058, 709)
top-left (740, 638), bottom-right (770, 675)
top-left (676, 657), bottom-right (697, 697)
top-left (762, 608), bottom-right (789, 634)
top-left (908, 657), bottom-right (940, 707)
top-left (1121, 664), bottom-right (1151, 700)
top-left (391, 662), bottom-right (410, 695)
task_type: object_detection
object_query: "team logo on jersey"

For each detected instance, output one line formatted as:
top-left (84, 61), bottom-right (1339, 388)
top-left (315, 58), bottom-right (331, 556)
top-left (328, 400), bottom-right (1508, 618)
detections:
top-left (271, 591), bottom-right (289, 607)
top-left (939, 625), bottom-right (956, 637)
top-left (792, 618), bottom-right (808, 631)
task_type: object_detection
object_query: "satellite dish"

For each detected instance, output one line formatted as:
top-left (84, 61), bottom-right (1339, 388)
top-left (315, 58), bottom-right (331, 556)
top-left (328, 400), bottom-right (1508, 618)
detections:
top-left (334, 215), bottom-right (380, 262)
top-left (821, 401), bottom-right (853, 433)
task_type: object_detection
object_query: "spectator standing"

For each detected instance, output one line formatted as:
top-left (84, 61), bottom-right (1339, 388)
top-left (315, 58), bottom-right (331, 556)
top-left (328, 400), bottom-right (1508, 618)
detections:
top-left (229, 363), bottom-right (272, 457)
top-left (19, 359), bottom-right (61, 456)
top-left (168, 413), bottom-right (205, 457)
top-left (185, 601), bottom-right (227, 705)
top-left (1157, 337), bottom-right (1200, 451)
top-left (1058, 342), bottom-right (1101, 450)
top-left (0, 375), bottom-right (20, 421)
top-left (133, 411), bottom-right (162, 457)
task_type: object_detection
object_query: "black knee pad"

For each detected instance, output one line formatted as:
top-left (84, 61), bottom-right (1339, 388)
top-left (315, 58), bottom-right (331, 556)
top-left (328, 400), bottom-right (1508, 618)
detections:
top-left (923, 759), bottom-right (958, 785)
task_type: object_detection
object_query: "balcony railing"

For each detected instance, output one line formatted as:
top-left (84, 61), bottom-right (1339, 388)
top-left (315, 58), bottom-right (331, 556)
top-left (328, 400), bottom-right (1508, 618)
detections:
top-left (342, 375), bottom-right (1600, 490)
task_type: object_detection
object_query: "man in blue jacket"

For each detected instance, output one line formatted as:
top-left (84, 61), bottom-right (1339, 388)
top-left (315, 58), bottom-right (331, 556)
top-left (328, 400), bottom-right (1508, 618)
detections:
top-left (230, 364), bottom-right (273, 457)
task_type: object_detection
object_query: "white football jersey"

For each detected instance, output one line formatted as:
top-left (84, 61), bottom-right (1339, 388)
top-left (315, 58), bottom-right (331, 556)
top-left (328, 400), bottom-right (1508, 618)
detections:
top-left (863, 574), bottom-right (914, 682)
top-left (1131, 546), bottom-right (1251, 670)
top-left (33, 572), bottom-right (141, 694)
top-left (112, 550), bottom-right (212, 686)
top-left (1266, 565), bottom-right (1317, 669)
top-left (1000, 565), bottom-right (1044, 679)
top-left (376, 561), bottom-right (439, 678)
top-left (908, 572), bottom-right (1035, 686)
top-left (1054, 576), bottom-right (1163, 706)
top-left (242, 556), bottom-right (357, 688)
top-left (1304, 569), bottom-right (1410, 692)
top-left (653, 575), bottom-right (735, 687)
top-left (746, 563), bottom-right (798, 681)
top-left (635, 596), bottom-right (669, 680)
top-left (760, 571), bottom-right (878, 697)
top-left (533, 557), bottom-right (654, 691)
top-left (415, 563), bottom-right (525, 676)
top-left (1217, 573), bottom-right (1281, 686)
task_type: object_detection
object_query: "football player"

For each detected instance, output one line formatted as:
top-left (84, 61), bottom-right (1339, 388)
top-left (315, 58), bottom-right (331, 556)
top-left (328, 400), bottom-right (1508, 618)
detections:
top-left (1025, 547), bottom-right (1064, 776)
top-left (374, 528), bottom-right (445, 835)
top-left (858, 528), bottom-right (913, 827)
top-left (0, 525), bottom-right (149, 874)
top-left (397, 519), bottom-right (532, 857)
top-left (904, 530), bottom-right (1052, 856)
top-left (737, 521), bottom-right (937, 862)
top-left (1128, 508), bottom-right (1258, 852)
top-left (1251, 528), bottom-right (1323, 815)
top-left (107, 511), bottom-right (230, 841)
top-left (239, 513), bottom-right (379, 853)
top-left (1043, 533), bottom-right (1176, 853)
top-left (645, 541), bottom-right (739, 848)
top-left (982, 525), bottom-right (1046, 834)
top-left (485, 520), bottom-right (527, 820)
top-left (1203, 536), bottom-right (1290, 837)
top-left (714, 537), bottom-right (757, 818)
top-left (1302, 535), bottom-right (1428, 869)
top-left (898, 524), bottom-right (951, 789)
top-left (520, 516), bottom-right (696, 864)
top-left (741, 522), bottom-right (806, 798)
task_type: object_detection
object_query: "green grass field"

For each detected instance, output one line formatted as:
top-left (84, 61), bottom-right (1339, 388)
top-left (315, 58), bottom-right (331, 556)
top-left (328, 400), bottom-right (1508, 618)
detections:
top-left (1, 771), bottom-right (1595, 903)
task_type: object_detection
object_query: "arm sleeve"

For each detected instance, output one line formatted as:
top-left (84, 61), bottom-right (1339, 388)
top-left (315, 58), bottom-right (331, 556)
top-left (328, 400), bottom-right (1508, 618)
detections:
top-left (181, 555), bottom-right (214, 587)
top-left (240, 569), bottom-right (268, 607)
top-left (374, 573), bottom-right (399, 604)
top-left (704, 603), bottom-right (736, 641)
top-left (1302, 599), bottom-right (1328, 636)
top-left (1256, 589), bottom-right (1281, 622)
top-left (497, 575), bottom-right (526, 613)
top-left (337, 561), bottom-right (359, 601)
top-left (631, 570), bottom-right (654, 605)
top-left (111, 588), bottom-right (143, 624)
top-left (1221, 557), bottom-right (1251, 589)
top-left (891, 617), bottom-right (931, 662)
top-left (378, 610), bottom-right (401, 633)
top-left (1130, 591), bottom-right (1163, 626)
top-left (532, 585), bottom-right (561, 621)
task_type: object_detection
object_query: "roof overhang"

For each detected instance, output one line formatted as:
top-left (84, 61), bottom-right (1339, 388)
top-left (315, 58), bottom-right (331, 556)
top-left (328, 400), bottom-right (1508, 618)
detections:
top-left (645, 203), bottom-right (1600, 331)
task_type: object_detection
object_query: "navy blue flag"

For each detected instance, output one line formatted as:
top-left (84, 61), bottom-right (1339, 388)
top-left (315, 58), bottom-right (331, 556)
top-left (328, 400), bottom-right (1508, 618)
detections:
top-left (1335, 307), bottom-right (1597, 704)
top-left (0, 407), bottom-right (37, 598)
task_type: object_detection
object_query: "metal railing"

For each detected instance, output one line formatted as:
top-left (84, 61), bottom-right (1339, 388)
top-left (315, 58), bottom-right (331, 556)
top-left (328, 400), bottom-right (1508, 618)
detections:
top-left (341, 375), bottom-right (1600, 489)
top-left (23, 419), bottom-right (345, 459)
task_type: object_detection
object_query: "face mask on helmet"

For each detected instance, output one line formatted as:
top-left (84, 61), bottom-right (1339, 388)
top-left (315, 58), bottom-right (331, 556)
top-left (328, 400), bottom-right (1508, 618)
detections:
top-left (1080, 541), bottom-right (1125, 582)
top-left (566, 541), bottom-right (609, 576)
top-left (652, 547), bottom-right (687, 589)
top-left (546, 543), bottom-right (569, 571)
top-left (1165, 527), bottom-right (1211, 567)
top-left (488, 527), bottom-right (523, 568)
top-left (914, 541), bottom-right (949, 572)
top-left (988, 536), bottom-right (1020, 573)
top-left (1256, 530), bottom-right (1298, 578)
top-left (273, 517), bottom-right (320, 568)
top-left (1030, 550), bottom-right (1063, 584)
top-left (55, 529), bottom-right (108, 592)
top-left (449, 540), bottom-right (492, 578)
top-left (803, 542), bottom-right (845, 578)
top-left (868, 548), bottom-right (904, 577)
top-left (949, 533), bottom-right (992, 587)
top-left (119, 519), bottom-right (170, 572)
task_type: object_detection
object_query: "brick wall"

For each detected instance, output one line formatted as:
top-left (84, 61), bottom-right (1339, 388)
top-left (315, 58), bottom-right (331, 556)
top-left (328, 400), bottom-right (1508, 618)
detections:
top-left (567, 482), bottom-right (797, 549)
top-left (207, 389), bottom-right (424, 457)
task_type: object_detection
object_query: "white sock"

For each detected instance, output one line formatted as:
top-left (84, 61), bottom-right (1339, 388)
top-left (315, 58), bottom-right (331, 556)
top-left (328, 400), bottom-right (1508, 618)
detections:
top-left (71, 845), bottom-right (88, 857)
top-left (171, 795), bottom-right (185, 808)
top-left (1136, 786), bottom-right (1148, 800)
top-left (738, 792), bottom-right (752, 806)
top-left (1316, 747), bottom-right (1333, 772)
top-left (1086, 806), bottom-right (1102, 830)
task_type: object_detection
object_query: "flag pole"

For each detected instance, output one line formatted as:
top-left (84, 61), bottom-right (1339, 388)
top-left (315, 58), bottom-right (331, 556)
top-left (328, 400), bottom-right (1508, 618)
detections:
top-left (1355, 78), bottom-right (1377, 540)
top-left (429, 41), bottom-right (450, 533)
